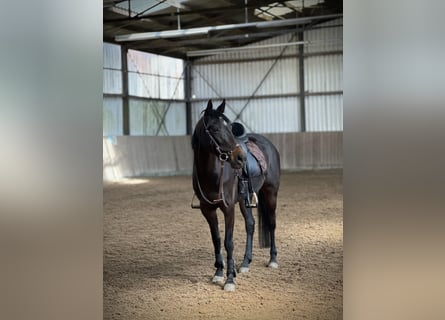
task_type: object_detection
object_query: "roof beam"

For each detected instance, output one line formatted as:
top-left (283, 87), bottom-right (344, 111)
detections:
top-left (115, 13), bottom-right (342, 42)
top-left (104, 1), bottom-right (295, 23)
top-left (186, 40), bottom-right (307, 57)
top-left (129, 27), bottom-right (303, 51)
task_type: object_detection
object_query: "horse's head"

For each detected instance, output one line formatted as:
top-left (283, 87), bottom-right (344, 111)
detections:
top-left (193, 100), bottom-right (246, 170)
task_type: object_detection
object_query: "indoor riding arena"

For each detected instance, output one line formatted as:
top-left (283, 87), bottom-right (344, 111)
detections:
top-left (103, 1), bottom-right (343, 319)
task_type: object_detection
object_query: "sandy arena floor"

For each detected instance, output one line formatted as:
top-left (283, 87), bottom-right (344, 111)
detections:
top-left (104, 170), bottom-right (343, 320)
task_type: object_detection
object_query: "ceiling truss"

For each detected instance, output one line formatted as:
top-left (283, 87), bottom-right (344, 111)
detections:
top-left (103, 0), bottom-right (343, 59)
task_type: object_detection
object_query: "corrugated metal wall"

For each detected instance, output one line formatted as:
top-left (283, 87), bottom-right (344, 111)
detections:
top-left (129, 100), bottom-right (186, 136)
top-left (103, 18), bottom-right (342, 136)
top-left (103, 132), bottom-right (342, 180)
top-left (304, 18), bottom-right (342, 131)
top-left (103, 43), bottom-right (123, 136)
top-left (103, 97), bottom-right (123, 136)
top-left (305, 54), bottom-right (342, 92)
top-left (191, 97), bottom-right (301, 134)
top-left (191, 18), bottom-right (343, 133)
top-left (126, 50), bottom-right (186, 135)
top-left (195, 33), bottom-right (299, 63)
top-left (103, 43), bottom-right (187, 136)
top-left (306, 95), bottom-right (343, 131)
top-left (304, 18), bottom-right (343, 53)
top-left (192, 56), bottom-right (299, 98)
top-left (127, 49), bottom-right (185, 100)
top-left (191, 33), bottom-right (301, 134)
top-left (103, 42), bottom-right (121, 69)
top-left (102, 20), bottom-right (343, 177)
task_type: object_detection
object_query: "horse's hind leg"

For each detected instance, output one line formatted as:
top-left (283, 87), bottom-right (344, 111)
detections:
top-left (201, 206), bottom-right (224, 284)
top-left (262, 188), bottom-right (278, 268)
top-left (239, 201), bottom-right (254, 273)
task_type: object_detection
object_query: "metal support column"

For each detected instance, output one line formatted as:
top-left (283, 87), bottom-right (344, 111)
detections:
top-left (185, 60), bottom-right (193, 135)
top-left (121, 45), bottom-right (130, 135)
top-left (298, 30), bottom-right (306, 132)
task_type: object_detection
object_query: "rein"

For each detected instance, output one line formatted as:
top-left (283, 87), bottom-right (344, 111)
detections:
top-left (194, 159), bottom-right (231, 208)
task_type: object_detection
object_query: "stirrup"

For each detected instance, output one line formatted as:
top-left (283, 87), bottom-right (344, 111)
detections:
top-left (245, 192), bottom-right (258, 208)
top-left (191, 193), bottom-right (200, 209)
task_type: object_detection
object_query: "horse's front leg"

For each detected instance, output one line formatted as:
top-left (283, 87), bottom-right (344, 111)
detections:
top-left (222, 204), bottom-right (236, 291)
top-left (201, 205), bottom-right (225, 284)
top-left (238, 201), bottom-right (254, 273)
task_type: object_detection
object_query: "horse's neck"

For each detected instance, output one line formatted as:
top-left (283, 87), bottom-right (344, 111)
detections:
top-left (195, 150), bottom-right (218, 175)
top-left (194, 150), bottom-right (229, 186)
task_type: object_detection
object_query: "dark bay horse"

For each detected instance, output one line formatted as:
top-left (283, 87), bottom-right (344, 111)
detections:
top-left (191, 99), bottom-right (280, 291)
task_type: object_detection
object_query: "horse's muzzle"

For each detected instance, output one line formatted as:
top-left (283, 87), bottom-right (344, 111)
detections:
top-left (229, 145), bottom-right (246, 170)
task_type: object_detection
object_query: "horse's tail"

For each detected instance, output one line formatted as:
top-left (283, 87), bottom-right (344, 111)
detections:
top-left (257, 190), bottom-right (271, 248)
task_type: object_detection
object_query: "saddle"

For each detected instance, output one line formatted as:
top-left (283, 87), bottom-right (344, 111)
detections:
top-left (232, 122), bottom-right (267, 208)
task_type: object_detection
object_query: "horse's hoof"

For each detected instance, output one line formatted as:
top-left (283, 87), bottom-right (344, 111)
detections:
top-left (224, 283), bottom-right (236, 292)
top-left (268, 261), bottom-right (278, 269)
top-left (212, 275), bottom-right (224, 284)
top-left (239, 266), bottom-right (250, 273)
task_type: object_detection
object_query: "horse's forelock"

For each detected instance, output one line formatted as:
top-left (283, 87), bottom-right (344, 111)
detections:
top-left (206, 109), bottom-right (231, 125)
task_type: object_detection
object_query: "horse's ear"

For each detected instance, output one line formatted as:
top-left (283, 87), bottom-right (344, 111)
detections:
top-left (205, 100), bottom-right (213, 114)
top-left (216, 99), bottom-right (226, 113)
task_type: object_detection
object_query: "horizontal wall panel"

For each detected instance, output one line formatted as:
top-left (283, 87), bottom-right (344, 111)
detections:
top-left (103, 135), bottom-right (194, 179)
top-left (191, 34), bottom-right (303, 135)
top-left (103, 132), bottom-right (342, 180)
top-left (103, 97), bottom-right (123, 136)
top-left (161, 101), bottom-right (187, 135)
top-left (305, 54), bottom-right (343, 92)
top-left (191, 97), bottom-right (300, 134)
top-left (196, 33), bottom-right (298, 63)
top-left (192, 57), bottom-right (299, 99)
top-left (305, 95), bottom-right (343, 131)
top-left (128, 49), bottom-right (159, 74)
top-left (128, 49), bottom-right (184, 78)
top-left (241, 98), bottom-right (301, 133)
top-left (128, 72), bottom-right (158, 98)
top-left (304, 18), bottom-right (343, 53)
top-left (191, 21), bottom-right (343, 135)
top-left (128, 72), bottom-right (185, 100)
top-left (103, 42), bottom-right (121, 69)
top-left (129, 99), bottom-right (186, 136)
top-left (160, 76), bottom-right (185, 100)
top-left (127, 49), bottom-right (185, 100)
top-left (265, 132), bottom-right (343, 170)
top-left (103, 69), bottom-right (122, 94)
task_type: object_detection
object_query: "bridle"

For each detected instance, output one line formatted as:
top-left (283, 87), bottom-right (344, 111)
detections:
top-left (192, 113), bottom-right (241, 208)
top-left (202, 113), bottom-right (240, 161)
